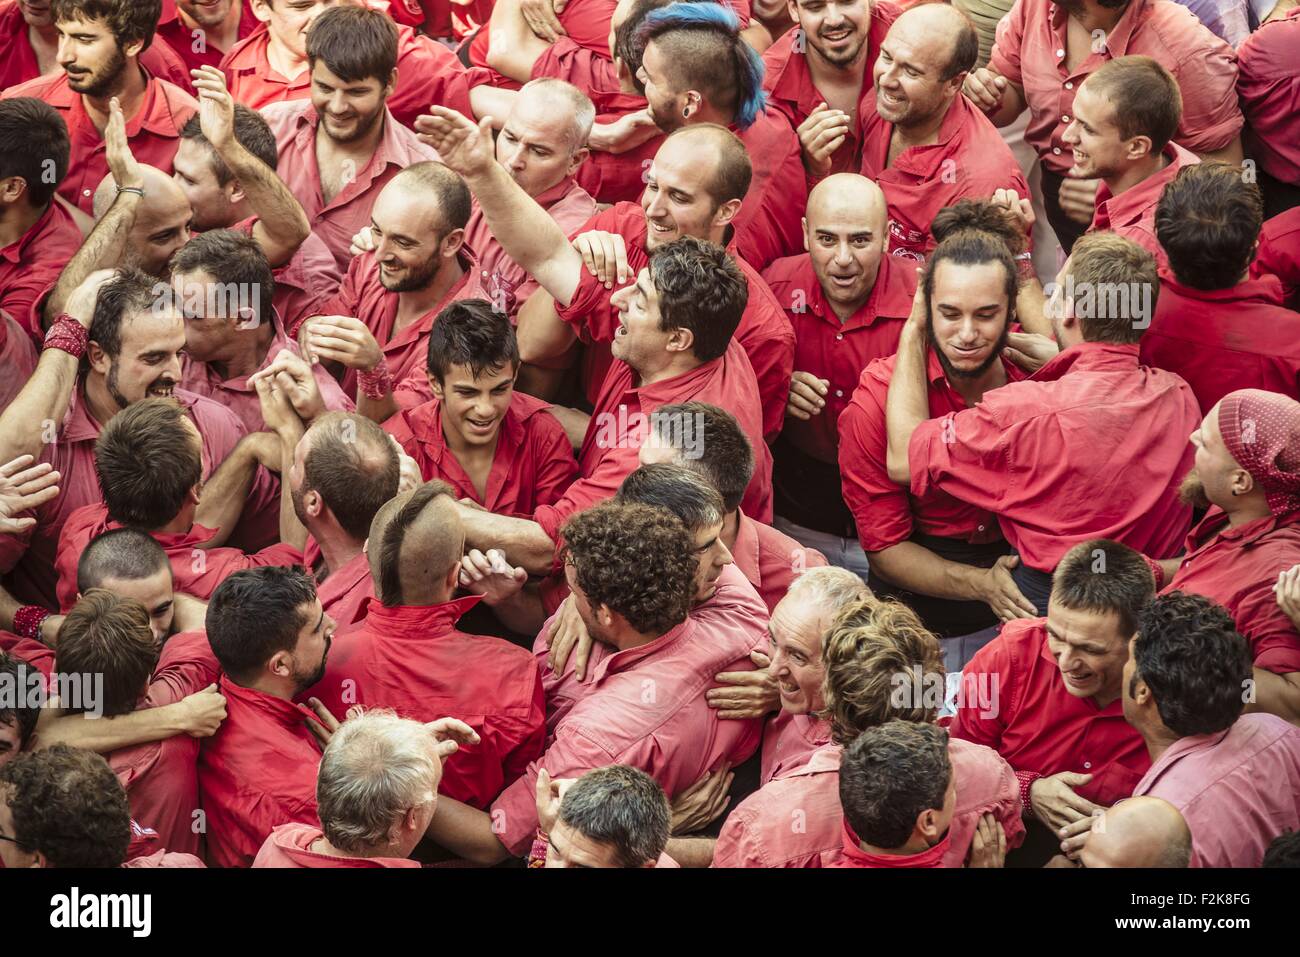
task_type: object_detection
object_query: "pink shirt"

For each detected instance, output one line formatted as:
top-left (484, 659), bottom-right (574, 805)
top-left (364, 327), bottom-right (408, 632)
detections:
top-left (731, 511), bottom-right (829, 615)
top-left (304, 543), bottom-right (374, 630)
top-left (760, 712), bottom-right (831, 787)
top-left (1236, 7), bottom-right (1300, 187)
top-left (232, 217), bottom-right (342, 338)
top-left (0, 311), bottom-right (36, 413)
top-left (1133, 713), bottom-right (1300, 867)
top-left (989, 0), bottom-right (1242, 174)
top-left (1090, 143), bottom-right (1199, 267)
top-left (252, 823), bottom-right (420, 868)
top-left (260, 99), bottom-right (442, 276)
top-left (0, 201), bottom-right (82, 341)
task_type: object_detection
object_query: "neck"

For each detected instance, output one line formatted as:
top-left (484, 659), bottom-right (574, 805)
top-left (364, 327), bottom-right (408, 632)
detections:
top-left (312, 524), bottom-right (366, 579)
top-left (83, 63), bottom-right (147, 120)
top-left (83, 373), bottom-right (122, 428)
top-left (948, 355), bottom-right (1009, 407)
top-left (721, 509), bottom-right (740, 552)
top-left (1071, 0), bottom-right (1126, 33)
top-left (441, 416), bottom-right (500, 462)
top-left (210, 325), bottom-right (275, 380)
top-left (319, 110), bottom-right (387, 161)
top-left (1142, 721), bottom-right (1183, 764)
top-left (266, 33), bottom-right (308, 79)
top-left (826, 279), bottom-right (875, 323)
top-left (1105, 150), bottom-right (1167, 197)
top-left (1092, 685), bottom-right (1121, 709)
top-left (178, 5), bottom-right (242, 50)
top-left (686, 101), bottom-right (734, 129)
top-left (28, 20), bottom-right (57, 42)
top-left (396, 582), bottom-right (455, 609)
top-left (398, 255), bottom-right (465, 318)
top-left (0, 201), bottom-right (45, 249)
top-left (607, 623), bottom-right (671, 653)
top-left (894, 101), bottom-right (950, 150)
top-left (1223, 496), bottom-right (1272, 529)
top-left (636, 352), bottom-right (702, 389)
top-left (861, 831), bottom-right (937, 857)
top-left (806, 42), bottom-right (869, 88)
top-left (243, 672), bottom-right (297, 701)
top-left (311, 835), bottom-right (400, 860)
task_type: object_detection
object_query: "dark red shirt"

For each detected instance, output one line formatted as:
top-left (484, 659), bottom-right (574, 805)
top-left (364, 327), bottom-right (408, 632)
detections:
top-left (841, 349), bottom-right (1025, 553)
top-left (949, 617), bottom-right (1151, 807)
top-left (1236, 7), bottom-right (1300, 187)
top-left (730, 107), bottom-right (808, 271)
top-left (1141, 274), bottom-right (1300, 415)
top-left (302, 542), bottom-right (374, 630)
top-left (908, 342), bottom-right (1199, 571)
top-left (731, 511), bottom-right (828, 614)
top-left (306, 596), bottom-right (547, 810)
top-left (0, 200), bottom-right (81, 342)
top-left (1165, 508), bottom-right (1300, 675)
top-left (155, 0), bottom-right (259, 73)
top-left (1252, 206), bottom-right (1300, 310)
top-left (1090, 143), bottom-right (1198, 269)
top-left (383, 391), bottom-right (577, 516)
top-left (1, 69), bottom-right (197, 216)
top-left (762, 250), bottom-right (917, 463)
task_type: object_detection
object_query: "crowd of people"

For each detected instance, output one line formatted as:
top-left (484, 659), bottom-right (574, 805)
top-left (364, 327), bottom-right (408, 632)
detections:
top-left (0, 0), bottom-right (1298, 870)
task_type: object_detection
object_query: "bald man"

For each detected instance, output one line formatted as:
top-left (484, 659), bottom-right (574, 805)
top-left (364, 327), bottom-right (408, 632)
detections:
top-left (305, 482), bottom-right (546, 811)
top-left (1071, 797), bottom-right (1192, 868)
top-left (858, 3), bottom-right (1027, 261)
top-left (761, 174), bottom-right (917, 579)
top-left (92, 166), bottom-right (193, 279)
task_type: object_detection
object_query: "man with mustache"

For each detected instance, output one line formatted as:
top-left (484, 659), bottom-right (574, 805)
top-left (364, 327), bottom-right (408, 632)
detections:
top-left (0, 0), bottom-right (198, 217)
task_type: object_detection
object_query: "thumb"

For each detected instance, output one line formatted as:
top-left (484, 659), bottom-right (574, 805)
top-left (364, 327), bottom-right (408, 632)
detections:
top-left (994, 75), bottom-right (1007, 89)
top-left (750, 650), bottom-right (771, 668)
top-left (1060, 772), bottom-right (1093, 786)
top-left (1003, 554), bottom-right (1021, 569)
top-left (478, 115), bottom-right (495, 140)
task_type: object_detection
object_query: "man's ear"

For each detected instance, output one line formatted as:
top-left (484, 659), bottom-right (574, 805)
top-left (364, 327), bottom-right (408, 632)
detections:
top-left (266, 649), bottom-right (294, 681)
top-left (440, 227), bottom-right (465, 259)
top-left (801, 216), bottom-right (810, 253)
top-left (917, 806), bottom-right (944, 841)
top-left (227, 178), bottom-right (247, 207)
top-left (250, 0), bottom-right (274, 24)
top-left (567, 147), bottom-right (590, 177)
top-left (428, 371), bottom-right (444, 400)
top-left (682, 90), bottom-right (703, 120)
top-left (385, 67), bottom-right (399, 100)
top-left (443, 558), bottom-right (460, 593)
top-left (665, 325), bottom-right (695, 356)
top-left (0, 175), bottom-right (26, 204)
top-left (87, 342), bottom-right (111, 376)
top-left (712, 197), bottom-right (743, 229)
top-left (1126, 134), bottom-right (1154, 163)
top-left (122, 38), bottom-right (145, 62)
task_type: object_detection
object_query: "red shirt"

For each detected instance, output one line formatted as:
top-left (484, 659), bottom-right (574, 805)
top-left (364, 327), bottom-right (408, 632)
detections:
top-left (155, 0), bottom-right (259, 73)
top-left (463, 177), bottom-right (597, 320)
top-left (830, 818), bottom-right (953, 867)
top-left (1141, 273), bottom-right (1300, 415)
top-left (99, 631), bottom-right (220, 859)
top-left (252, 822), bottom-right (420, 868)
top-left (303, 543), bottom-right (374, 630)
top-left (1, 69), bottom-right (197, 216)
top-left (0, 312), bottom-right (36, 412)
top-left (988, 0), bottom-right (1242, 175)
top-left (306, 595), bottom-right (546, 810)
top-left (761, 251), bottom-right (918, 463)
top-left (219, 23), bottom-right (473, 132)
top-left (122, 848), bottom-right (206, 868)
top-left (260, 98), bottom-right (442, 276)
top-left (534, 340), bottom-right (774, 541)
top-left (908, 342), bottom-right (1199, 571)
top-left (1164, 507), bottom-right (1300, 675)
top-left (841, 350), bottom-right (1024, 553)
top-left (556, 201), bottom-right (796, 439)
top-left (198, 674), bottom-right (324, 868)
top-left (1252, 206), bottom-right (1300, 309)
top-left (232, 217), bottom-right (342, 339)
top-left (860, 93), bottom-right (1029, 262)
top-left (1090, 143), bottom-right (1199, 268)
top-left (0, 201), bottom-right (82, 341)
top-left (730, 107), bottom-right (808, 271)
top-left (468, 0), bottom-right (627, 86)
top-left (529, 35), bottom-right (620, 91)
top-left (383, 391), bottom-right (577, 516)
top-left (1236, 7), bottom-right (1300, 187)
top-left (0, 386), bottom-right (244, 608)
top-left (54, 503), bottom-right (303, 611)
top-left (317, 249), bottom-right (488, 408)
top-left (761, 2), bottom-right (899, 182)
top-left (732, 511), bottom-right (828, 615)
top-left (949, 616), bottom-right (1151, 807)
top-left (760, 711), bottom-right (831, 787)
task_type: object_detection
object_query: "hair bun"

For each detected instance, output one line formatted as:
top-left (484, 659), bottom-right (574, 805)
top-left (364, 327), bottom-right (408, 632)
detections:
top-left (931, 199), bottom-right (1026, 256)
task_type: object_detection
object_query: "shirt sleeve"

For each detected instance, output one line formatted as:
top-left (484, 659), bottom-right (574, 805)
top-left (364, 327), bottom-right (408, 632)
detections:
top-left (947, 637), bottom-right (1012, 754)
top-left (839, 384), bottom-right (917, 552)
top-left (552, 209), bottom-right (621, 342)
top-left (1169, 31), bottom-right (1244, 154)
top-left (527, 412), bottom-right (581, 511)
top-left (146, 632), bottom-right (222, 706)
top-left (710, 803), bottom-right (769, 868)
top-left (533, 442), bottom-right (637, 542)
top-left (987, 0), bottom-right (1027, 87)
top-left (1236, 587), bottom-right (1300, 675)
top-left (908, 405), bottom-right (1012, 515)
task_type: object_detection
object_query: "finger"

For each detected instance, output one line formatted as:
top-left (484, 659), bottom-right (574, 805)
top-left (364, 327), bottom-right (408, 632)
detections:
top-left (574, 634), bottom-right (591, 682)
top-left (787, 392), bottom-right (821, 417)
top-left (613, 236), bottom-right (630, 285)
top-left (0, 455), bottom-right (36, 478)
top-left (307, 697), bottom-right (340, 731)
top-left (789, 381), bottom-right (826, 407)
top-left (750, 650), bottom-right (771, 668)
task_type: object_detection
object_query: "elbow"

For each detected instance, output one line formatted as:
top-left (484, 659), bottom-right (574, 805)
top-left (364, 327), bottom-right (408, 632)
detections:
top-left (885, 451), bottom-right (912, 487)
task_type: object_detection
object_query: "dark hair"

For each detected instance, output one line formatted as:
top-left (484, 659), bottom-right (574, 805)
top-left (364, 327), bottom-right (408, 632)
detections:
top-left (393, 161), bottom-right (473, 233)
top-left (1263, 831), bottom-right (1300, 868)
top-left (0, 744), bottom-right (131, 867)
top-left (88, 267), bottom-right (161, 361)
top-left (665, 124), bottom-right (752, 206)
top-left (940, 8), bottom-right (979, 80)
top-left (1132, 592), bottom-right (1252, 737)
top-left (169, 229), bottom-right (275, 329)
top-left (839, 721), bottom-right (951, 849)
top-left (180, 104), bottom-right (280, 185)
top-left (616, 462), bottom-right (725, 531)
top-left (54, 591), bottom-right (159, 717)
top-left (1051, 539), bottom-right (1156, 638)
top-left (1066, 232), bottom-right (1160, 343)
top-left (374, 480), bottom-right (457, 607)
top-left (1083, 56), bottom-right (1181, 152)
top-left (637, 2), bottom-right (768, 129)
top-left (0, 98), bottom-right (70, 206)
top-left (426, 299), bottom-right (520, 382)
top-left (303, 413), bottom-right (401, 541)
top-left (95, 399), bottom-right (202, 530)
top-left (557, 765), bottom-right (671, 866)
top-left (77, 527), bottom-right (171, 595)
top-left (561, 501), bottom-right (696, 635)
top-left (51, 0), bottom-right (161, 52)
top-left (649, 236), bottom-right (747, 363)
top-left (615, 0), bottom-right (677, 94)
top-left (206, 566), bottom-right (319, 682)
top-left (0, 653), bottom-right (40, 753)
top-left (1155, 163), bottom-right (1264, 292)
top-left (306, 4), bottom-right (399, 85)
top-left (924, 201), bottom-right (1021, 328)
top-left (650, 401), bottom-right (753, 512)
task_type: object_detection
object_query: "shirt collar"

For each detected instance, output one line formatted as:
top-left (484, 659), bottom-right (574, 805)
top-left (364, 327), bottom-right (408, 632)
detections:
top-left (1093, 144), bottom-right (1196, 230)
top-left (731, 511), bottom-right (762, 585)
top-left (588, 616), bottom-right (696, 685)
top-left (532, 176), bottom-right (579, 210)
top-left (1161, 272), bottom-right (1286, 307)
top-left (1031, 340), bottom-right (1140, 382)
top-left (358, 595), bottom-right (483, 633)
top-left (218, 673), bottom-right (320, 732)
top-left (153, 522), bottom-right (221, 550)
top-left (1, 202), bottom-right (60, 264)
top-left (1049, 0), bottom-right (1146, 54)
top-left (884, 95), bottom-right (976, 178)
top-left (1188, 505), bottom-right (1300, 550)
top-left (797, 252), bottom-right (914, 331)
top-left (837, 818), bottom-right (952, 867)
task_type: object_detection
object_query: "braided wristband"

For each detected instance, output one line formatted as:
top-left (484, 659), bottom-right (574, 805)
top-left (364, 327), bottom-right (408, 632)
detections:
top-left (43, 314), bottom-right (89, 358)
top-left (357, 359), bottom-right (393, 401)
top-left (13, 605), bottom-right (52, 642)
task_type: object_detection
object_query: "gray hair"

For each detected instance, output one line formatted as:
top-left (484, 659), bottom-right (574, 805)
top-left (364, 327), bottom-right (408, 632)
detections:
top-left (785, 565), bottom-right (872, 615)
top-left (616, 462), bottom-right (725, 532)
top-left (316, 710), bottom-right (441, 854)
top-left (557, 765), bottom-right (670, 866)
top-left (518, 77), bottom-right (596, 151)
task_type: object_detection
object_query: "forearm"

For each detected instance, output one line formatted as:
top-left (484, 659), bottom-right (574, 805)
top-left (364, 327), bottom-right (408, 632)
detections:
top-left (221, 140), bottom-right (312, 268)
top-left (664, 836), bottom-right (716, 868)
top-left (170, 592), bottom-right (208, 634)
top-left (33, 702), bottom-right (190, 753)
top-left (0, 349), bottom-right (80, 463)
top-left (1016, 276), bottom-right (1052, 337)
top-left (43, 192), bottom-right (142, 326)
top-left (469, 86), bottom-right (518, 129)
top-left (193, 437), bottom-right (262, 545)
top-left (545, 406), bottom-right (590, 451)
top-left (460, 505), bottom-right (557, 576)
top-left (423, 796), bottom-right (513, 865)
top-left (516, 290), bottom-right (578, 367)
top-left (1198, 134), bottom-right (1244, 166)
top-left (884, 327), bottom-right (930, 484)
top-left (357, 389), bottom-right (399, 425)
top-left (1247, 668), bottom-right (1300, 726)
top-left (482, 583), bottom-right (547, 636)
top-left (276, 429), bottom-right (308, 550)
top-left (985, 74), bottom-right (1027, 129)
top-left (486, 0), bottom-right (548, 83)
top-left (868, 541), bottom-right (988, 603)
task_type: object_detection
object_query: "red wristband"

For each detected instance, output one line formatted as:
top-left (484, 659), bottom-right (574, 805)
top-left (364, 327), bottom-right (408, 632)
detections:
top-left (527, 828), bottom-right (549, 868)
top-left (1141, 554), bottom-right (1166, 591)
top-left (1015, 769), bottom-right (1042, 813)
top-left (43, 314), bottom-right (89, 358)
top-left (357, 359), bottom-right (393, 401)
top-left (13, 605), bottom-right (52, 642)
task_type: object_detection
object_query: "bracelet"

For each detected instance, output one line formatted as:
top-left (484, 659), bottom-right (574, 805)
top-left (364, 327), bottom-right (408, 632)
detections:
top-left (1141, 554), bottom-right (1166, 591)
top-left (1015, 769), bottom-right (1042, 813)
top-left (357, 358), bottom-right (393, 401)
top-left (13, 605), bottom-right (52, 642)
top-left (116, 185), bottom-right (145, 197)
top-left (43, 314), bottom-right (89, 358)
top-left (526, 828), bottom-right (549, 868)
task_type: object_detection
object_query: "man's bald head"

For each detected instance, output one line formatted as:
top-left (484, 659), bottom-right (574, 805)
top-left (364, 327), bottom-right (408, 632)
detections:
top-left (889, 3), bottom-right (979, 81)
top-left (515, 78), bottom-right (597, 151)
top-left (806, 174), bottom-right (888, 235)
top-left (386, 161), bottom-right (472, 233)
top-left (93, 166), bottom-right (193, 278)
top-left (662, 123), bottom-right (752, 206)
top-left (93, 165), bottom-right (187, 220)
top-left (367, 481), bottom-right (465, 608)
top-left (1081, 797), bottom-right (1192, 868)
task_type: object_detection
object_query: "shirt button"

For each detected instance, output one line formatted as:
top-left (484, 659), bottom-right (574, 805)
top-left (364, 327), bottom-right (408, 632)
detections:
top-left (1056, 48), bottom-right (1065, 57)
top-left (978, 525), bottom-right (986, 532)
top-left (835, 333), bottom-right (844, 341)
top-left (1053, 147), bottom-right (1062, 155)
top-left (835, 389), bottom-right (843, 398)
top-left (1065, 81), bottom-right (1074, 90)
top-left (1062, 116), bottom-right (1070, 123)
top-left (1083, 761), bottom-right (1092, 769)
top-left (82, 188), bottom-right (92, 197)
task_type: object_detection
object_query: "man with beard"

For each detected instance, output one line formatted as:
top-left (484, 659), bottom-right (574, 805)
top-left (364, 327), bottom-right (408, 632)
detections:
top-left (0, 0), bottom-right (198, 217)
top-left (198, 565), bottom-right (341, 867)
top-left (761, 0), bottom-right (900, 181)
top-left (260, 5), bottom-right (443, 275)
top-left (87, 165), bottom-right (194, 278)
top-left (296, 162), bottom-right (484, 420)
top-left (840, 201), bottom-right (1031, 640)
top-left (961, 0), bottom-right (1242, 253)
top-left (858, 3), bottom-right (1027, 262)
top-left (53, 398), bottom-right (304, 609)
top-left (0, 269), bottom-right (246, 624)
top-left (1157, 390), bottom-right (1300, 724)
top-left (156, 0), bottom-right (258, 73)
top-left (884, 230), bottom-right (1200, 617)
top-left (764, 174), bottom-right (913, 578)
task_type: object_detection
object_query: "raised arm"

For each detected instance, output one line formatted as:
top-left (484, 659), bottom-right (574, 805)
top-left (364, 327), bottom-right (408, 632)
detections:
top-left (884, 286), bottom-right (931, 485)
top-left (486, 0), bottom-right (552, 83)
top-left (414, 107), bottom-right (584, 307)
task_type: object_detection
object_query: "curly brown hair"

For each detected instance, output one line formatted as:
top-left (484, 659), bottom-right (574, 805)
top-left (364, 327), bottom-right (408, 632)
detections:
top-left (0, 744), bottom-right (130, 867)
top-left (820, 597), bottom-right (947, 746)
top-left (561, 501), bottom-right (696, 636)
